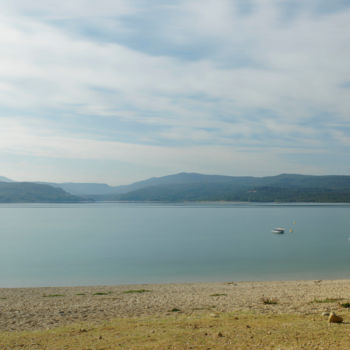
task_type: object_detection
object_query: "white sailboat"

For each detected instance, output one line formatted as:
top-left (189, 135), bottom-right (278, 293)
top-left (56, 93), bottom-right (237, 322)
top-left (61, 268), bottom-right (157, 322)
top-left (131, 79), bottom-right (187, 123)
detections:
top-left (272, 227), bottom-right (285, 234)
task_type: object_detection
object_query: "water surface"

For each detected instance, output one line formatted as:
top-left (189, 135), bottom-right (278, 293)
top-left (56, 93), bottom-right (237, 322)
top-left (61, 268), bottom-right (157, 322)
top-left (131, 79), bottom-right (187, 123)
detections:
top-left (1, 202), bottom-right (350, 287)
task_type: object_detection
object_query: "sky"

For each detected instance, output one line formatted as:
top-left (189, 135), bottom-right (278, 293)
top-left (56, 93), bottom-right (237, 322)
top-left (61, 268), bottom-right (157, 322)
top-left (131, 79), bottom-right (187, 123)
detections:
top-left (1, 0), bottom-right (350, 185)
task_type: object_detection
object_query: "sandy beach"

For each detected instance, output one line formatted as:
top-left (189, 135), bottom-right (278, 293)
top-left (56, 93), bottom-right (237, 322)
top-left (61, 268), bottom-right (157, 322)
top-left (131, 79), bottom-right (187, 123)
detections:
top-left (1, 279), bottom-right (350, 332)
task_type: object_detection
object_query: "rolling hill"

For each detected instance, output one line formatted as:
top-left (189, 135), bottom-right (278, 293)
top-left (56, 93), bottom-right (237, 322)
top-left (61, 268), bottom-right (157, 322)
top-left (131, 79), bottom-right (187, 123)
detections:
top-left (0, 182), bottom-right (85, 203)
top-left (2, 173), bottom-right (350, 203)
top-left (0, 175), bottom-right (13, 182)
top-left (88, 173), bottom-right (350, 202)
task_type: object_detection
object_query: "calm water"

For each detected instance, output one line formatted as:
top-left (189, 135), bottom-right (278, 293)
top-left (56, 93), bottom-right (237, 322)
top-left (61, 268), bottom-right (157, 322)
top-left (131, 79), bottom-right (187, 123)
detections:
top-left (1, 202), bottom-right (350, 287)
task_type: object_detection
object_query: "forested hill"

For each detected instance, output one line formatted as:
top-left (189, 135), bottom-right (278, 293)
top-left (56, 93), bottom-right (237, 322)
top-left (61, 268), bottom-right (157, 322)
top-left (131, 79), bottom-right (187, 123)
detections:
top-left (2, 173), bottom-right (350, 203)
top-left (0, 182), bottom-right (84, 203)
top-left (90, 173), bottom-right (350, 202)
top-left (112, 183), bottom-right (350, 202)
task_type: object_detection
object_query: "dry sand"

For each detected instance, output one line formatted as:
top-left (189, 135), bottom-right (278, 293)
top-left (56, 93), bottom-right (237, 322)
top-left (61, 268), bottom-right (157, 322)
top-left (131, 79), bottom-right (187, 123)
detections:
top-left (1, 279), bottom-right (350, 331)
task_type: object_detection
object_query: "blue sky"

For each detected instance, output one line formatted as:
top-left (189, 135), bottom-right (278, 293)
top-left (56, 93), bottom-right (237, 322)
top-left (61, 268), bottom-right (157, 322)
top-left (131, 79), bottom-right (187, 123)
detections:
top-left (1, 0), bottom-right (350, 185)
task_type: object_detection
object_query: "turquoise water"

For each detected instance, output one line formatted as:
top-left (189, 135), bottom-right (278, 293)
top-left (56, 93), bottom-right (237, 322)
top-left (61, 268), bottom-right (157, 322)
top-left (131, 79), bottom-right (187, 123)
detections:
top-left (1, 203), bottom-right (350, 287)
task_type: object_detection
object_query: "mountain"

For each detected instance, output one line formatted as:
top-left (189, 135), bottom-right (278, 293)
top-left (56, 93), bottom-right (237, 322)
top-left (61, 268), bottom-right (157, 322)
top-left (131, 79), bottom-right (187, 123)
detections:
top-left (113, 172), bottom-right (256, 192)
top-left (3, 172), bottom-right (350, 203)
top-left (114, 183), bottom-right (350, 202)
top-left (89, 173), bottom-right (350, 202)
top-left (50, 173), bottom-right (258, 196)
top-left (0, 182), bottom-right (85, 203)
top-left (44, 182), bottom-right (115, 196)
top-left (45, 173), bottom-right (238, 196)
top-left (0, 176), bottom-right (13, 182)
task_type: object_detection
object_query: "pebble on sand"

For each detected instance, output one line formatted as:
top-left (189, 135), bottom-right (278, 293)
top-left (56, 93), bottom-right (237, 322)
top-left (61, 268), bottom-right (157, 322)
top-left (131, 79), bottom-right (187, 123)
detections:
top-left (328, 312), bottom-right (343, 323)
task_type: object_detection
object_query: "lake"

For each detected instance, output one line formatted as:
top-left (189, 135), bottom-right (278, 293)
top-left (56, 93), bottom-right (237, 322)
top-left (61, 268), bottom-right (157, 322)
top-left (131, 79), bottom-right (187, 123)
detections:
top-left (1, 202), bottom-right (350, 287)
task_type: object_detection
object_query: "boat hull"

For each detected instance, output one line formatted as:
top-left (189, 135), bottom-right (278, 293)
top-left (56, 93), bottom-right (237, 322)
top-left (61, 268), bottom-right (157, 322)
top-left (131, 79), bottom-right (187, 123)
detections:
top-left (272, 228), bottom-right (285, 234)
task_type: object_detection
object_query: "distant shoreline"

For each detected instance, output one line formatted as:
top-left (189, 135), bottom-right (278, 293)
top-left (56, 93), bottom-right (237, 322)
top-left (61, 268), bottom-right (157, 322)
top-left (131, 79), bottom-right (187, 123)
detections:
top-left (3, 173), bottom-right (350, 203)
top-left (2, 200), bottom-right (350, 205)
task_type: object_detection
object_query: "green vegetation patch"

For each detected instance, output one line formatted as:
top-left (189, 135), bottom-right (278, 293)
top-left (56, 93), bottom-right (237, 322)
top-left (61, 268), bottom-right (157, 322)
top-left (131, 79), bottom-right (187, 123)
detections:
top-left (75, 293), bottom-right (86, 296)
top-left (93, 291), bottom-right (112, 296)
top-left (170, 308), bottom-right (181, 312)
top-left (312, 298), bottom-right (343, 303)
top-left (122, 289), bottom-right (151, 294)
top-left (210, 293), bottom-right (227, 297)
top-left (43, 294), bottom-right (65, 298)
top-left (340, 302), bottom-right (350, 308)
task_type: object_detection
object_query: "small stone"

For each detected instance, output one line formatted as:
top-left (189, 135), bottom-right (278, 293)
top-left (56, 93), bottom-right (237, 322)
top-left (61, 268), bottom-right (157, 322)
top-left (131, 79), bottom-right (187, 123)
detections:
top-left (210, 313), bottom-right (219, 318)
top-left (328, 312), bottom-right (343, 323)
top-left (217, 332), bottom-right (223, 337)
top-left (322, 312), bottom-right (330, 317)
top-left (246, 325), bottom-right (251, 328)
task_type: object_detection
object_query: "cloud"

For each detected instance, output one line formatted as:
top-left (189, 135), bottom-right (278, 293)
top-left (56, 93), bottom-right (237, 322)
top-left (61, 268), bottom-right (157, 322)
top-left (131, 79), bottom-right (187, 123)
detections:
top-left (0, 117), bottom-right (329, 182)
top-left (0, 1), bottom-right (350, 182)
top-left (2, 0), bottom-right (133, 18)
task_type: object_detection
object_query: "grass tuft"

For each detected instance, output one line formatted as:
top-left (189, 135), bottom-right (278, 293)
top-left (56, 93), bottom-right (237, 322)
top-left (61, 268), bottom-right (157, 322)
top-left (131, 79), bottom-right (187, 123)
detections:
top-left (312, 298), bottom-right (343, 303)
top-left (340, 302), bottom-right (350, 308)
top-left (43, 294), bottom-right (65, 298)
top-left (93, 292), bottom-right (112, 296)
top-left (122, 289), bottom-right (151, 294)
top-left (170, 308), bottom-right (181, 312)
top-left (210, 293), bottom-right (227, 297)
top-left (262, 297), bottom-right (278, 305)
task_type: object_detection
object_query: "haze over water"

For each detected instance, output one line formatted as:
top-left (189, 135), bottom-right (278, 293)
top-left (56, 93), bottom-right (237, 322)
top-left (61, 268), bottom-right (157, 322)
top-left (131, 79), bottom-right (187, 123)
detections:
top-left (1, 203), bottom-right (350, 288)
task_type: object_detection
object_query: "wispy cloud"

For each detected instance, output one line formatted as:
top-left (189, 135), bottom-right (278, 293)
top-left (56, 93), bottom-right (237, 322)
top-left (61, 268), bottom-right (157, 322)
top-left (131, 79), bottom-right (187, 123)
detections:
top-left (1, 0), bottom-right (350, 183)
